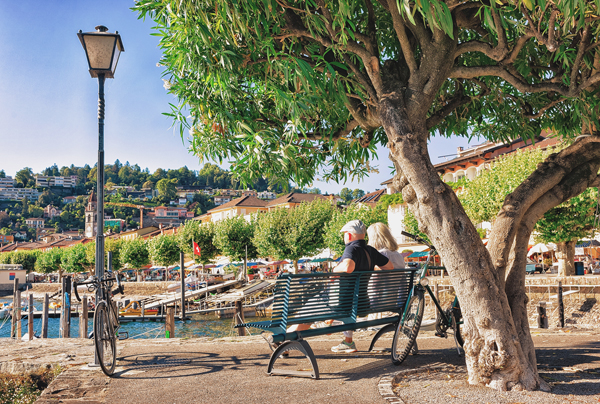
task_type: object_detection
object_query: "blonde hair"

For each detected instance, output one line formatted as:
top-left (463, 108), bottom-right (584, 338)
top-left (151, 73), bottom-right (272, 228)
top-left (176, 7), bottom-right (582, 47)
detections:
top-left (367, 222), bottom-right (398, 251)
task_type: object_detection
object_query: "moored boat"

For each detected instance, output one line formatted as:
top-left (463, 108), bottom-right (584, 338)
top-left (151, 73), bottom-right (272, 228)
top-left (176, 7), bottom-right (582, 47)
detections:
top-left (119, 301), bottom-right (158, 316)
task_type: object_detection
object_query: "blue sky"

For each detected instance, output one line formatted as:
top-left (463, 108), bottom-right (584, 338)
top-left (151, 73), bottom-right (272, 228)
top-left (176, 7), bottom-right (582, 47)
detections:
top-left (0, 1), bottom-right (477, 194)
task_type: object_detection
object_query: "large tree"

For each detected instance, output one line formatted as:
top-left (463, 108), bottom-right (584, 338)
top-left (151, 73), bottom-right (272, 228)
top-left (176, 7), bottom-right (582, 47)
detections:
top-left (254, 199), bottom-right (334, 271)
top-left (135, 0), bottom-right (600, 391)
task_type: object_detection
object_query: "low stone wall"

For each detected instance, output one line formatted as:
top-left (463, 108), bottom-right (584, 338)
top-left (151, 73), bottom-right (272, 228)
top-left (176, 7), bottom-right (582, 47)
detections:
top-left (23, 281), bottom-right (172, 298)
top-left (423, 275), bottom-right (600, 329)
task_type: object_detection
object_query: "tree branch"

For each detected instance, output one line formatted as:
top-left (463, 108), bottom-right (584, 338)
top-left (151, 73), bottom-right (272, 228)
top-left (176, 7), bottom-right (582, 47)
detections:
top-left (570, 26), bottom-right (591, 92)
top-left (426, 80), bottom-right (488, 130)
top-left (488, 137), bottom-right (600, 272)
top-left (450, 65), bottom-right (575, 96)
top-left (388, 0), bottom-right (417, 74)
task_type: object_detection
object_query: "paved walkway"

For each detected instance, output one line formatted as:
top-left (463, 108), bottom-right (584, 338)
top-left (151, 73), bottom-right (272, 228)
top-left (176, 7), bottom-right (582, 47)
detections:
top-left (33, 328), bottom-right (600, 404)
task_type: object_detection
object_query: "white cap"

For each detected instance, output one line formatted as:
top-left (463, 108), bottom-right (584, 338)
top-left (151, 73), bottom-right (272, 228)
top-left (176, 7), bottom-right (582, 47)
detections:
top-left (340, 219), bottom-right (366, 235)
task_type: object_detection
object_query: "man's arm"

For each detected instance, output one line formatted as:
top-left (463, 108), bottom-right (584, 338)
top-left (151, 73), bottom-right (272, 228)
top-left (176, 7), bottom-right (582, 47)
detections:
top-left (376, 260), bottom-right (394, 270)
top-left (333, 259), bottom-right (355, 273)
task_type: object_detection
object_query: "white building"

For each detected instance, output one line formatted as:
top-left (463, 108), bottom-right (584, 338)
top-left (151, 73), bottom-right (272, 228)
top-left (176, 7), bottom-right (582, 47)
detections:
top-left (0, 176), bottom-right (15, 188)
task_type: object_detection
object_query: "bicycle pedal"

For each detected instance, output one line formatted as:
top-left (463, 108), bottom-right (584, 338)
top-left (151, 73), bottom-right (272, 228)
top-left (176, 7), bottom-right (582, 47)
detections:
top-left (435, 332), bottom-right (447, 338)
top-left (118, 331), bottom-right (129, 340)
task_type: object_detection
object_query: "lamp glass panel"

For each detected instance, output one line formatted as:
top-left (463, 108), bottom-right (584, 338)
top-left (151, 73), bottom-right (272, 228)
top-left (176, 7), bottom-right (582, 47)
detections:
top-left (84, 35), bottom-right (116, 70)
top-left (110, 48), bottom-right (121, 74)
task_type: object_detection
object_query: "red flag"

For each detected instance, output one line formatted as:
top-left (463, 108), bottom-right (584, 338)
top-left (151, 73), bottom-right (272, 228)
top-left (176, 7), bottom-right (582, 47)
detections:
top-left (193, 241), bottom-right (201, 256)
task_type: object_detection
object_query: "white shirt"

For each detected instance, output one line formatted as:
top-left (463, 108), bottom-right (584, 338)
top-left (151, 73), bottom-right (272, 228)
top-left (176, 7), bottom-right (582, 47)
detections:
top-left (378, 248), bottom-right (405, 269)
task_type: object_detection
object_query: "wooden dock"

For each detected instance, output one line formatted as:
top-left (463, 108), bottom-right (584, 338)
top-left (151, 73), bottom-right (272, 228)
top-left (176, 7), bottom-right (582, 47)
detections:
top-left (143, 280), bottom-right (240, 309)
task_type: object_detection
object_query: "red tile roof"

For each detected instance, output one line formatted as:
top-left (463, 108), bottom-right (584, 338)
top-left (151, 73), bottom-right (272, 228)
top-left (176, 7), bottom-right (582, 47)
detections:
top-left (208, 196), bottom-right (268, 212)
top-left (265, 193), bottom-right (330, 208)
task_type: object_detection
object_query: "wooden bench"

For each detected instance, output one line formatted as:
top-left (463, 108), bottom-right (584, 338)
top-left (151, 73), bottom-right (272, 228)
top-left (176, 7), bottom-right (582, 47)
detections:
top-left (236, 269), bottom-right (417, 378)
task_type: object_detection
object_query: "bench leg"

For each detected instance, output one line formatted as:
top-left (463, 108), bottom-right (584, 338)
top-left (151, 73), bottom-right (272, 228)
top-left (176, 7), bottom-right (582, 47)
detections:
top-left (367, 323), bottom-right (396, 352)
top-left (267, 340), bottom-right (320, 379)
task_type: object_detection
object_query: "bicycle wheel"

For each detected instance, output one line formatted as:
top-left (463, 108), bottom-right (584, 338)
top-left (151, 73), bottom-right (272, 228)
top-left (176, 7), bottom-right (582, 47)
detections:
top-left (94, 301), bottom-right (116, 376)
top-left (448, 301), bottom-right (464, 347)
top-left (392, 289), bottom-right (424, 365)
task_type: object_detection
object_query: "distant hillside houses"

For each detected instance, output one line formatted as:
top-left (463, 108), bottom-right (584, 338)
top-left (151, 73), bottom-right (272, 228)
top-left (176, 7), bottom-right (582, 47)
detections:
top-left (0, 187), bottom-right (41, 201)
top-left (35, 175), bottom-right (79, 188)
top-left (0, 176), bottom-right (15, 188)
top-left (198, 192), bottom-right (337, 224)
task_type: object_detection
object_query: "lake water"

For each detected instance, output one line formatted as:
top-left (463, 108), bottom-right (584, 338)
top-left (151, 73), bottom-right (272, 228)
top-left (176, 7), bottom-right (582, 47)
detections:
top-left (0, 298), bottom-right (261, 339)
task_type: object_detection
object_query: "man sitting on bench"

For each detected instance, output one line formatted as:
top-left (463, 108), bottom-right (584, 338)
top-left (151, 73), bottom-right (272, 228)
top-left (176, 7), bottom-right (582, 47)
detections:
top-left (287, 219), bottom-right (393, 353)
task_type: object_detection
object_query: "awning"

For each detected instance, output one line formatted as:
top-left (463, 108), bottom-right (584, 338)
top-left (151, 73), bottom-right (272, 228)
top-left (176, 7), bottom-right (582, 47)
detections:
top-left (298, 258), bottom-right (312, 264)
top-left (408, 252), bottom-right (430, 258)
top-left (266, 260), bottom-right (288, 266)
top-left (311, 258), bottom-right (333, 263)
top-left (576, 240), bottom-right (600, 248)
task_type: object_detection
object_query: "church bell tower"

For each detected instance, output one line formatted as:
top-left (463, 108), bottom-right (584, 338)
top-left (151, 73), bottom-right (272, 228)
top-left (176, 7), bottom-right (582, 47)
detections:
top-left (84, 191), bottom-right (97, 238)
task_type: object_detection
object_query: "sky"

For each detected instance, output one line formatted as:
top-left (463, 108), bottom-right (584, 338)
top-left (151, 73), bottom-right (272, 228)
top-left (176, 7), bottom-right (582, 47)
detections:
top-left (0, 1), bottom-right (479, 195)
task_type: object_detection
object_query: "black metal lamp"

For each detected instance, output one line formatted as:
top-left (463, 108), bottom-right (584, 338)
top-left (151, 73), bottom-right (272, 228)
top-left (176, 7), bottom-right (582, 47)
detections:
top-left (78, 26), bottom-right (123, 365)
top-left (77, 25), bottom-right (124, 78)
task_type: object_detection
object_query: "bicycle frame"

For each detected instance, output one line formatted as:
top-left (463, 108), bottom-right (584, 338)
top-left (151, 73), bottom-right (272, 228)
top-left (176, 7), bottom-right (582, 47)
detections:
top-left (400, 232), bottom-right (462, 333)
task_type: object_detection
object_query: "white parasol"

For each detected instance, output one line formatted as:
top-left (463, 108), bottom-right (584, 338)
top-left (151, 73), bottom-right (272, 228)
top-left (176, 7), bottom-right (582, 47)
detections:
top-left (527, 243), bottom-right (549, 257)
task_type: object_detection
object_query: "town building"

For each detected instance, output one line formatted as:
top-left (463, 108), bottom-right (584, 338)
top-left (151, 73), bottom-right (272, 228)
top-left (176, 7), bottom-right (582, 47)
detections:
top-left (205, 196), bottom-right (268, 223)
top-left (265, 192), bottom-right (333, 210)
top-left (62, 196), bottom-right (78, 204)
top-left (0, 187), bottom-right (41, 201)
top-left (257, 191), bottom-right (277, 200)
top-left (0, 264), bottom-right (27, 292)
top-left (0, 235), bottom-right (14, 244)
top-left (214, 195), bottom-right (232, 206)
top-left (118, 226), bottom-right (159, 241)
top-left (241, 190), bottom-right (258, 197)
top-left (35, 175), bottom-right (79, 188)
top-left (25, 218), bottom-right (45, 229)
top-left (0, 176), bottom-right (15, 188)
top-left (84, 192), bottom-right (98, 238)
top-left (43, 205), bottom-right (62, 219)
top-left (353, 189), bottom-right (387, 208)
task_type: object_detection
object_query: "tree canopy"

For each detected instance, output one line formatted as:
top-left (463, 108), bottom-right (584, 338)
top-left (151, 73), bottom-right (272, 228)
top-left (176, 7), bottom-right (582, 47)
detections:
top-left (135, 0), bottom-right (600, 392)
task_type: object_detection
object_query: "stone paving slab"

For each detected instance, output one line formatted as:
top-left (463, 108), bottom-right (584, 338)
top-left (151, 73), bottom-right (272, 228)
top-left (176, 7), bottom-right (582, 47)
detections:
top-left (5, 327), bottom-right (596, 404)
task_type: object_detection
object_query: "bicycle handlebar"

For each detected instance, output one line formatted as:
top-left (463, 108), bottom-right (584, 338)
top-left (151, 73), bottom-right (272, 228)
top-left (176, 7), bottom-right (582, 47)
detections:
top-left (401, 231), bottom-right (435, 250)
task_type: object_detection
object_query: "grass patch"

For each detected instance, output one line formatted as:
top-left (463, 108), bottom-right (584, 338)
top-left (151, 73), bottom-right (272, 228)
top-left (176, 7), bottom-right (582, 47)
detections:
top-left (0, 366), bottom-right (61, 404)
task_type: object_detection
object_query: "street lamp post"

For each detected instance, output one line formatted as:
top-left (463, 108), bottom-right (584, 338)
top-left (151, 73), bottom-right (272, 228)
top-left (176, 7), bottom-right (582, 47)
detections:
top-left (78, 25), bottom-right (124, 283)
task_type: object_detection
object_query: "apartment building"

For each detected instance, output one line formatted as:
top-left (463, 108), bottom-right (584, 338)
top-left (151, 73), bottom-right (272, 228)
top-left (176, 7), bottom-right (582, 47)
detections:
top-left (25, 218), bottom-right (45, 228)
top-left (0, 187), bottom-right (41, 201)
top-left (0, 176), bottom-right (15, 188)
top-left (35, 175), bottom-right (79, 188)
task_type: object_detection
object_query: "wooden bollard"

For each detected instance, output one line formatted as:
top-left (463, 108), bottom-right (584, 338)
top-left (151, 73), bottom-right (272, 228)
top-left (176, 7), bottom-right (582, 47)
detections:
top-left (15, 290), bottom-right (22, 340)
top-left (558, 281), bottom-right (564, 328)
top-left (11, 278), bottom-right (19, 339)
top-left (537, 301), bottom-right (548, 329)
top-left (28, 293), bottom-right (34, 341)
top-left (235, 300), bottom-right (246, 336)
top-left (79, 296), bottom-right (88, 338)
top-left (165, 307), bottom-right (175, 338)
top-left (42, 293), bottom-right (49, 338)
top-left (141, 301), bottom-right (145, 321)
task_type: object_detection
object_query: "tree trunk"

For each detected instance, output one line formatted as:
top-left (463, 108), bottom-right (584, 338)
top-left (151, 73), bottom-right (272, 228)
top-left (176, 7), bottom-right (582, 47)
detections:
top-left (380, 95), bottom-right (539, 390)
top-left (556, 240), bottom-right (576, 276)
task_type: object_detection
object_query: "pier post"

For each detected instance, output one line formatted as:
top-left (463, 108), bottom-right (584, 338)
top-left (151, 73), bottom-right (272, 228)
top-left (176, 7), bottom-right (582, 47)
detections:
top-left (11, 278), bottom-right (19, 338)
top-left (42, 293), bottom-right (49, 338)
top-left (15, 290), bottom-right (22, 340)
top-left (166, 306), bottom-right (175, 338)
top-left (80, 296), bottom-right (88, 338)
top-left (180, 251), bottom-right (185, 321)
top-left (537, 301), bottom-right (548, 328)
top-left (235, 300), bottom-right (246, 336)
top-left (28, 293), bottom-right (34, 340)
top-left (141, 301), bottom-right (145, 321)
top-left (60, 276), bottom-right (71, 338)
top-left (558, 281), bottom-right (564, 328)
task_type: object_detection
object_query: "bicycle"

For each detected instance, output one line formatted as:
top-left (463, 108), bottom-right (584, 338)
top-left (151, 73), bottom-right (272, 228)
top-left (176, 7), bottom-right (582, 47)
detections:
top-left (370, 231), bottom-right (463, 365)
top-left (73, 270), bottom-right (126, 376)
